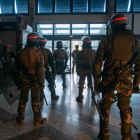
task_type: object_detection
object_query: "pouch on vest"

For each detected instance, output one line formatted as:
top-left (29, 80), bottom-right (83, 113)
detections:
top-left (111, 35), bottom-right (134, 61)
top-left (58, 50), bottom-right (65, 60)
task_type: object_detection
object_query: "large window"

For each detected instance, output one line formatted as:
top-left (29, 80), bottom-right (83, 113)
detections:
top-left (72, 24), bottom-right (88, 35)
top-left (90, 24), bottom-right (106, 35)
top-left (37, 24), bottom-right (53, 35)
top-left (55, 0), bottom-right (70, 13)
top-left (37, 0), bottom-right (107, 14)
top-left (16, 0), bottom-right (28, 13)
top-left (73, 0), bottom-right (88, 13)
top-left (133, 0), bottom-right (140, 12)
top-left (38, 0), bottom-right (52, 13)
top-left (0, 0), bottom-right (28, 14)
top-left (0, 0), bottom-right (13, 14)
top-left (115, 0), bottom-right (140, 13)
top-left (90, 0), bottom-right (106, 12)
top-left (37, 23), bottom-right (107, 35)
top-left (54, 24), bottom-right (70, 35)
top-left (116, 0), bottom-right (131, 12)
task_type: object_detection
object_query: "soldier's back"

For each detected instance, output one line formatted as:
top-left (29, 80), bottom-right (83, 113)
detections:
top-left (101, 29), bottom-right (136, 76)
top-left (20, 47), bottom-right (43, 75)
top-left (78, 48), bottom-right (96, 64)
top-left (54, 48), bottom-right (67, 62)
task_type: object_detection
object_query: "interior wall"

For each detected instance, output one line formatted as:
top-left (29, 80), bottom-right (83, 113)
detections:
top-left (0, 13), bottom-right (140, 36)
top-left (0, 31), bottom-right (16, 53)
top-left (134, 14), bottom-right (140, 35)
top-left (35, 14), bottom-right (108, 23)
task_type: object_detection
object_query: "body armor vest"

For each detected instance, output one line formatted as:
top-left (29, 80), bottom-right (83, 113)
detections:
top-left (111, 32), bottom-right (135, 61)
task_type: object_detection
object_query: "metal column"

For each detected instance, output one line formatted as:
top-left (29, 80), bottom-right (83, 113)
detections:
top-left (29, 0), bottom-right (35, 32)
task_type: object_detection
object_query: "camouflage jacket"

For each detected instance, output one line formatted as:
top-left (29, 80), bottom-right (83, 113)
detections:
top-left (53, 48), bottom-right (68, 67)
top-left (94, 29), bottom-right (140, 87)
top-left (76, 47), bottom-right (96, 76)
top-left (39, 47), bottom-right (54, 74)
top-left (72, 50), bottom-right (80, 59)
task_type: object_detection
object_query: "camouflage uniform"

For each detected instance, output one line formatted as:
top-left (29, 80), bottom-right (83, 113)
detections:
top-left (17, 33), bottom-right (46, 126)
top-left (94, 14), bottom-right (140, 140)
top-left (2, 45), bottom-right (12, 79)
top-left (39, 45), bottom-right (59, 100)
top-left (53, 41), bottom-right (68, 88)
top-left (76, 37), bottom-right (96, 102)
top-left (72, 46), bottom-right (80, 73)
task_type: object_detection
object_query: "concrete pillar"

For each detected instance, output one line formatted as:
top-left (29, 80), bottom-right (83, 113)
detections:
top-left (108, 0), bottom-right (114, 34)
top-left (29, 0), bottom-right (35, 32)
top-left (16, 14), bottom-right (23, 53)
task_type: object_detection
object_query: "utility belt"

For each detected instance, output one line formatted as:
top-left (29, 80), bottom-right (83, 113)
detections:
top-left (21, 73), bottom-right (37, 80)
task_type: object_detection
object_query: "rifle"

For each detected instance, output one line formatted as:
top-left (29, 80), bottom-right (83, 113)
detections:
top-left (101, 49), bottom-right (140, 101)
top-left (11, 52), bottom-right (48, 105)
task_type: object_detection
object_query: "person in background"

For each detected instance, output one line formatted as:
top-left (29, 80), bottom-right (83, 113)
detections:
top-left (76, 36), bottom-right (96, 102)
top-left (72, 45), bottom-right (80, 73)
top-left (39, 37), bottom-right (59, 100)
top-left (53, 41), bottom-right (68, 88)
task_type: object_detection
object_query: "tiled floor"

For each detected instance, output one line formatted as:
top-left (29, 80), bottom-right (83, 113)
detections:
top-left (0, 74), bottom-right (140, 140)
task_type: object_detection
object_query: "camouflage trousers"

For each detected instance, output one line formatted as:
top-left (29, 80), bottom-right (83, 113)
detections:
top-left (55, 63), bottom-right (66, 86)
top-left (40, 69), bottom-right (56, 99)
top-left (18, 77), bottom-right (41, 119)
top-left (78, 75), bottom-right (92, 95)
top-left (100, 80), bottom-right (132, 140)
top-left (72, 59), bottom-right (76, 72)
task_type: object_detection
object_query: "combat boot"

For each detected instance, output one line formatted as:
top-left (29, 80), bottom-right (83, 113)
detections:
top-left (76, 88), bottom-right (84, 102)
top-left (16, 115), bottom-right (24, 124)
top-left (34, 117), bottom-right (47, 126)
top-left (76, 95), bottom-right (83, 102)
top-left (51, 95), bottom-right (59, 100)
top-left (98, 133), bottom-right (110, 140)
top-left (50, 89), bottom-right (59, 100)
top-left (62, 84), bottom-right (67, 88)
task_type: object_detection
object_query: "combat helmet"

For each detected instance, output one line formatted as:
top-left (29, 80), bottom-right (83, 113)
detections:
top-left (56, 41), bottom-right (63, 48)
top-left (108, 14), bottom-right (128, 29)
top-left (39, 37), bottom-right (47, 47)
top-left (27, 32), bottom-right (40, 47)
top-left (81, 36), bottom-right (92, 48)
top-left (75, 45), bottom-right (79, 49)
top-left (3, 44), bottom-right (10, 51)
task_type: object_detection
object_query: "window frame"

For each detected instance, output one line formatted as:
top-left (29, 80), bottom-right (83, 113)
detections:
top-left (0, 0), bottom-right (29, 16)
top-left (114, 0), bottom-right (140, 13)
top-left (36, 22), bottom-right (108, 38)
top-left (35, 0), bottom-right (108, 15)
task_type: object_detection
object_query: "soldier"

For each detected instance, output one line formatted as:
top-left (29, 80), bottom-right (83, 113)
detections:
top-left (72, 45), bottom-right (80, 73)
top-left (2, 45), bottom-right (13, 79)
top-left (53, 41), bottom-right (68, 88)
top-left (2, 45), bottom-right (11, 60)
top-left (16, 33), bottom-right (46, 126)
top-left (76, 36), bottom-right (96, 102)
top-left (39, 37), bottom-right (59, 100)
top-left (94, 14), bottom-right (140, 140)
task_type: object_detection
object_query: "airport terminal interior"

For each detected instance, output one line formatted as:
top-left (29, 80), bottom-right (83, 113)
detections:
top-left (0, 0), bottom-right (140, 140)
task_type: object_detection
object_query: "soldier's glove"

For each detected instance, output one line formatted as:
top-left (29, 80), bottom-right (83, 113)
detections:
top-left (133, 87), bottom-right (139, 94)
top-left (95, 83), bottom-right (105, 93)
top-left (94, 85), bottom-right (100, 93)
